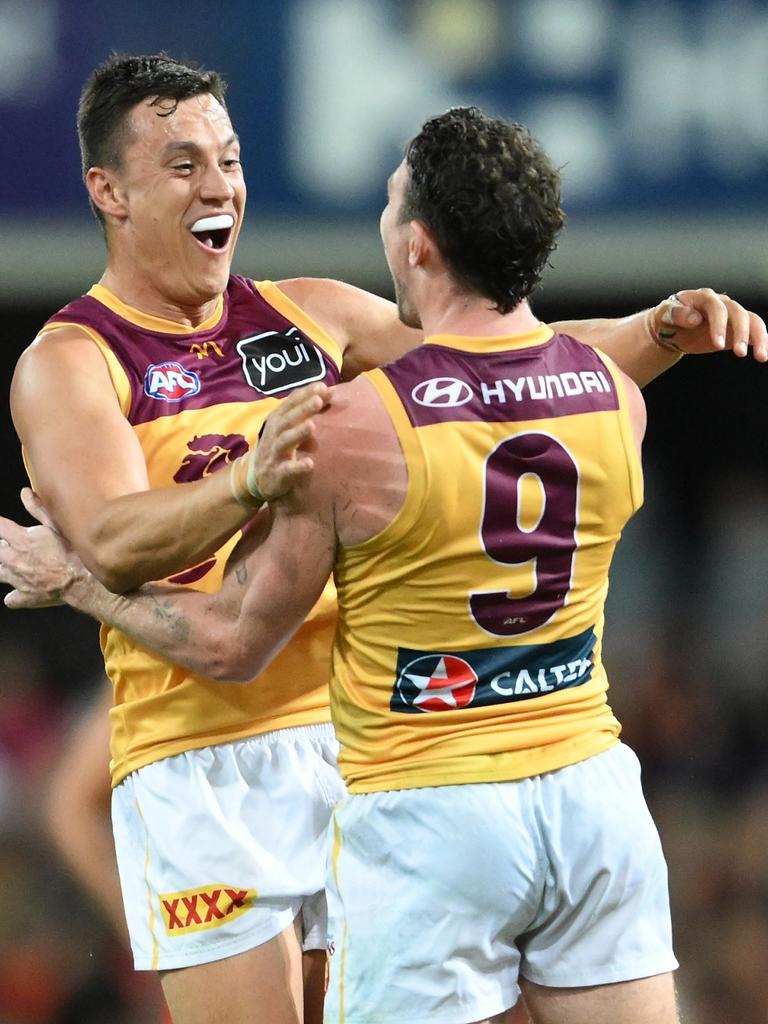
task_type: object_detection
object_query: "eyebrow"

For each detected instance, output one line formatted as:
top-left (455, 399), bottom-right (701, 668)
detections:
top-left (160, 133), bottom-right (240, 157)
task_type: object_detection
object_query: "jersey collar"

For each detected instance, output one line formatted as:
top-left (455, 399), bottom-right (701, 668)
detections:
top-left (423, 325), bottom-right (554, 353)
top-left (87, 284), bottom-right (224, 335)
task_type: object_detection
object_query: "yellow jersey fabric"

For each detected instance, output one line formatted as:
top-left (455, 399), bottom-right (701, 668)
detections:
top-left (332, 326), bottom-right (643, 793)
top-left (39, 276), bottom-right (341, 785)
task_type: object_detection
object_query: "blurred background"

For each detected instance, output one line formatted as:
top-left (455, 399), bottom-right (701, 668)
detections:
top-left (0, 0), bottom-right (767, 1021)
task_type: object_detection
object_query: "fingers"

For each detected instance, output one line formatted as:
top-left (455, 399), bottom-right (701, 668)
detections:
top-left (675, 288), bottom-right (728, 350)
top-left (269, 418), bottom-right (318, 458)
top-left (20, 487), bottom-right (57, 530)
top-left (662, 288), bottom-right (768, 360)
top-left (266, 384), bottom-right (330, 435)
top-left (4, 588), bottom-right (62, 610)
top-left (246, 383), bottom-right (331, 502)
top-left (0, 514), bottom-right (33, 547)
top-left (747, 311), bottom-right (768, 362)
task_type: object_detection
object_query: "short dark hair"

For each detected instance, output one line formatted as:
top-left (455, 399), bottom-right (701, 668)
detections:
top-left (77, 52), bottom-right (228, 223)
top-left (401, 107), bottom-right (565, 313)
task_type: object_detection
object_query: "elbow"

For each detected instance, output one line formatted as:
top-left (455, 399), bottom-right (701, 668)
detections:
top-left (91, 564), bottom-right (139, 595)
top-left (83, 545), bottom-right (148, 594)
top-left (203, 631), bottom-right (268, 684)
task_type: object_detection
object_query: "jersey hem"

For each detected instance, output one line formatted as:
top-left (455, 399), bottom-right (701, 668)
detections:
top-left (110, 709), bottom-right (333, 787)
top-left (342, 733), bottom-right (620, 794)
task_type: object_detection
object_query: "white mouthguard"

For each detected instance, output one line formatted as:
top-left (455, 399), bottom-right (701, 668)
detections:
top-left (190, 214), bottom-right (235, 233)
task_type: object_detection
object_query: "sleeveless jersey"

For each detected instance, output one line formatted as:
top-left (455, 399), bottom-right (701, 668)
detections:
top-left (332, 326), bottom-right (643, 793)
top-left (39, 276), bottom-right (341, 785)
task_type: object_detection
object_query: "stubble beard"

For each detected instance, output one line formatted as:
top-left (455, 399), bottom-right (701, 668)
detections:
top-left (393, 278), bottom-right (421, 330)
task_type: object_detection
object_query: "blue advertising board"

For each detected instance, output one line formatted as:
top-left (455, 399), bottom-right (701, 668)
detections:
top-left (2, 0), bottom-right (766, 296)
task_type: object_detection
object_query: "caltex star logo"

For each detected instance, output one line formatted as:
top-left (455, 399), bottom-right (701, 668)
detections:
top-left (397, 655), bottom-right (478, 712)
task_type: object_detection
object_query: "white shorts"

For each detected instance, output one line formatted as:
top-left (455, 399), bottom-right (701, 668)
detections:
top-left (325, 743), bottom-right (677, 1024)
top-left (112, 723), bottom-right (345, 971)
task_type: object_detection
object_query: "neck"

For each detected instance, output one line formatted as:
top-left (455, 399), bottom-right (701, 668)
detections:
top-left (100, 258), bottom-right (220, 329)
top-left (417, 286), bottom-right (539, 339)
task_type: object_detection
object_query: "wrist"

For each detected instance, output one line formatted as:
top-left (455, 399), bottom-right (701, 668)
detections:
top-left (229, 456), bottom-right (265, 511)
top-left (644, 299), bottom-right (686, 360)
top-left (65, 566), bottom-right (103, 614)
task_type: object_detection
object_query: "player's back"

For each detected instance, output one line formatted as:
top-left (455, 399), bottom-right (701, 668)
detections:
top-left (331, 325), bottom-right (643, 793)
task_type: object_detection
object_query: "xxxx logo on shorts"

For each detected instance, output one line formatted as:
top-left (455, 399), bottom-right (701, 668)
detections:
top-left (159, 885), bottom-right (257, 936)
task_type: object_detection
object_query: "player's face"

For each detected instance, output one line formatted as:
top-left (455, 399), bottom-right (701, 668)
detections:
top-left (109, 93), bottom-right (246, 310)
top-left (380, 160), bottom-right (421, 329)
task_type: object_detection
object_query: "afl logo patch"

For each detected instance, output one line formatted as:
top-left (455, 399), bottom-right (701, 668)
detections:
top-left (393, 654), bottom-right (478, 712)
top-left (237, 327), bottom-right (326, 395)
top-left (144, 361), bottom-right (201, 401)
top-left (411, 377), bottom-right (473, 408)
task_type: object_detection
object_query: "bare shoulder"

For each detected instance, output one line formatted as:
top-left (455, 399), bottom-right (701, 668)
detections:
top-left (307, 375), bottom-right (406, 545)
top-left (274, 276), bottom-right (392, 316)
top-left (12, 323), bottom-right (120, 431)
top-left (310, 375), bottom-right (398, 485)
top-left (15, 323), bottom-right (109, 378)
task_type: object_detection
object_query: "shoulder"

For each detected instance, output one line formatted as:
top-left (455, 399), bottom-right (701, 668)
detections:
top-left (276, 276), bottom-right (397, 327)
top-left (16, 323), bottom-right (109, 373)
top-left (309, 375), bottom-right (395, 485)
top-left (12, 323), bottom-right (120, 424)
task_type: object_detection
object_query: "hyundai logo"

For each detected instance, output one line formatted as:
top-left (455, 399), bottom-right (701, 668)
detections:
top-left (411, 377), bottom-right (473, 407)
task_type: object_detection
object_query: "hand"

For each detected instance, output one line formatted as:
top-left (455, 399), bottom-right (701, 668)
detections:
top-left (230, 382), bottom-right (331, 509)
top-left (0, 490), bottom-right (88, 609)
top-left (647, 289), bottom-right (768, 360)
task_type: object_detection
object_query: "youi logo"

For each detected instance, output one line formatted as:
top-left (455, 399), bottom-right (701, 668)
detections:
top-left (237, 327), bottom-right (326, 395)
top-left (144, 361), bottom-right (201, 402)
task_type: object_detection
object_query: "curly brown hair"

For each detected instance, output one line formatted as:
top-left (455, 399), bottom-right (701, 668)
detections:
top-left (401, 107), bottom-right (565, 313)
top-left (77, 52), bottom-right (228, 223)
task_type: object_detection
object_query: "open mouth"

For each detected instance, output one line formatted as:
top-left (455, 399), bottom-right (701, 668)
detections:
top-left (189, 214), bottom-right (235, 251)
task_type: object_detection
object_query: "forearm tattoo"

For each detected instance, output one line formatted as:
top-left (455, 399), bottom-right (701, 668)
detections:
top-left (148, 593), bottom-right (191, 645)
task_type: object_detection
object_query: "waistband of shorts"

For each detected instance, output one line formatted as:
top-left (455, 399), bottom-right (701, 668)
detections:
top-left (240, 721), bottom-right (336, 747)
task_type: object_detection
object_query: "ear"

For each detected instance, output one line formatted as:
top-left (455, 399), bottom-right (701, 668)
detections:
top-left (407, 220), bottom-right (436, 269)
top-left (85, 166), bottom-right (129, 221)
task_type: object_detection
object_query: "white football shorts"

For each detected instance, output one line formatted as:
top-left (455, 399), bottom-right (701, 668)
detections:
top-left (325, 743), bottom-right (677, 1024)
top-left (112, 723), bottom-right (345, 971)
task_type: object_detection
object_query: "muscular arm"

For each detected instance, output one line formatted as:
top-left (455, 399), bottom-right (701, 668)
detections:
top-left (61, 485), bottom-right (336, 681)
top-left (279, 278), bottom-right (767, 389)
top-left (11, 329), bottom-right (253, 591)
top-left (555, 288), bottom-right (768, 387)
top-left (12, 331), bottom-right (322, 592)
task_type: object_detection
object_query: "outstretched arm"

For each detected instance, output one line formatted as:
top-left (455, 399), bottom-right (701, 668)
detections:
top-left (280, 278), bottom-right (767, 389)
top-left (0, 479), bottom-right (336, 684)
top-left (555, 288), bottom-right (768, 387)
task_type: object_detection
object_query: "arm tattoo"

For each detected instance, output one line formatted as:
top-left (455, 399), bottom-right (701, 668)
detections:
top-left (149, 593), bottom-right (191, 644)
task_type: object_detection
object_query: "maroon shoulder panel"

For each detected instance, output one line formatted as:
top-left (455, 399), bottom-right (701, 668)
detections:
top-left (379, 333), bottom-right (619, 428)
top-left (45, 275), bottom-right (342, 425)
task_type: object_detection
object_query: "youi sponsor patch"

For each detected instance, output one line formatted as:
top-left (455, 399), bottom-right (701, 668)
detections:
top-left (144, 361), bottom-right (201, 401)
top-left (236, 327), bottom-right (326, 395)
top-left (390, 627), bottom-right (597, 713)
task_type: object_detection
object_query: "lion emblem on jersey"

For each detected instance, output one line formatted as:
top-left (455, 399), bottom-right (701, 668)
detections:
top-left (173, 433), bottom-right (249, 483)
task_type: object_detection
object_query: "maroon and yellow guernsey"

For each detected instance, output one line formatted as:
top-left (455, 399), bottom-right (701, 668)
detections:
top-left (332, 327), bottom-right (643, 793)
top-left (39, 276), bottom-right (341, 785)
